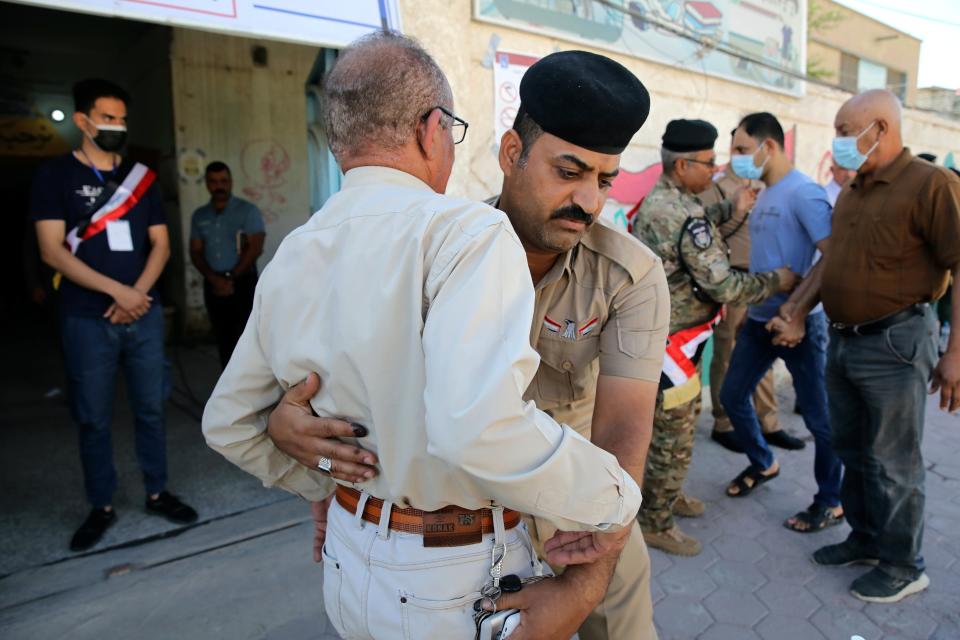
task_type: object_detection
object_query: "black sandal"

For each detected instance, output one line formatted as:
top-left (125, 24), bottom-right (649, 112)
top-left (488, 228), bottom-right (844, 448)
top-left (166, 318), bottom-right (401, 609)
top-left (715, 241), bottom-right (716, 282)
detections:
top-left (784, 503), bottom-right (844, 533)
top-left (726, 465), bottom-right (779, 498)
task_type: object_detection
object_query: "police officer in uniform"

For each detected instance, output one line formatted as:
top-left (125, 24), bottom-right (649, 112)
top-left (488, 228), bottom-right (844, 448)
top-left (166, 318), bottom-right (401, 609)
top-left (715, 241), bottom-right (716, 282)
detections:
top-left (266, 51), bottom-right (669, 639)
top-left (631, 119), bottom-right (797, 556)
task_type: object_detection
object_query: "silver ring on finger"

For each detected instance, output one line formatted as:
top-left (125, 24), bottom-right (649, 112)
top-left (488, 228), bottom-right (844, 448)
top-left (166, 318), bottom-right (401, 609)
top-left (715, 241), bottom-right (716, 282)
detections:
top-left (317, 456), bottom-right (333, 474)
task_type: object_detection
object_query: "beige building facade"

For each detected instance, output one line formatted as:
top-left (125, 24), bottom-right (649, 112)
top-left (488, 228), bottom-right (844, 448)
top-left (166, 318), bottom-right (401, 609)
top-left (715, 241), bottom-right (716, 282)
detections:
top-left (4, 0), bottom-right (959, 333)
top-left (806, 0), bottom-right (920, 106)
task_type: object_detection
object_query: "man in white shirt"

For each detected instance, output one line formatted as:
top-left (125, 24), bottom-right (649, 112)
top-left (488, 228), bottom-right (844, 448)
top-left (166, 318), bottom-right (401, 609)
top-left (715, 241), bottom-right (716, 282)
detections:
top-left (202, 32), bottom-right (642, 639)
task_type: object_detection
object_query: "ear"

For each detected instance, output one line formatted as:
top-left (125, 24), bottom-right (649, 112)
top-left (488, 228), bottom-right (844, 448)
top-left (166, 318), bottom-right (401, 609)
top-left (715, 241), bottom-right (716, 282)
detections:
top-left (72, 112), bottom-right (91, 134)
top-left (875, 118), bottom-right (889, 138)
top-left (498, 129), bottom-right (523, 176)
top-left (416, 108), bottom-right (444, 161)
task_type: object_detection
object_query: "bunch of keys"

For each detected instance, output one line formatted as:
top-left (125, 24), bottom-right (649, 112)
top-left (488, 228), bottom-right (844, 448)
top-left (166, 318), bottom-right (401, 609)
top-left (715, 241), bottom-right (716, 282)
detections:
top-left (473, 571), bottom-right (550, 639)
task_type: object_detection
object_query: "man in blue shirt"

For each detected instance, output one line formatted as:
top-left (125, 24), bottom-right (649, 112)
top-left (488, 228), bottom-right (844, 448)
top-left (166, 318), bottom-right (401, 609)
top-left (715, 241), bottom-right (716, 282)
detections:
top-left (718, 112), bottom-right (844, 533)
top-left (32, 78), bottom-right (197, 552)
top-left (189, 162), bottom-right (265, 368)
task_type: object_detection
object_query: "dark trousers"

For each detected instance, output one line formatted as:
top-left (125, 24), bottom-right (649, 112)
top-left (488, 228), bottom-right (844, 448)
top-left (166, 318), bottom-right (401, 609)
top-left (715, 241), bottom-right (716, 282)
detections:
top-left (203, 272), bottom-right (256, 369)
top-left (719, 313), bottom-right (842, 508)
top-left (826, 307), bottom-right (937, 580)
top-left (61, 305), bottom-right (167, 508)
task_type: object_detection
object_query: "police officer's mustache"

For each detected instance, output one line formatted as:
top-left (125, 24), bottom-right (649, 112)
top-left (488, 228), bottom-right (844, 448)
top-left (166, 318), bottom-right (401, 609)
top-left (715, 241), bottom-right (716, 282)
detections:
top-left (550, 205), bottom-right (594, 226)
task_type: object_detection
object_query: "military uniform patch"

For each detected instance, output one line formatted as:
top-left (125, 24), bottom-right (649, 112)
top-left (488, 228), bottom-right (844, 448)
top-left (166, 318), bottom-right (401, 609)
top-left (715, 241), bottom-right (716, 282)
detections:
top-left (686, 218), bottom-right (712, 250)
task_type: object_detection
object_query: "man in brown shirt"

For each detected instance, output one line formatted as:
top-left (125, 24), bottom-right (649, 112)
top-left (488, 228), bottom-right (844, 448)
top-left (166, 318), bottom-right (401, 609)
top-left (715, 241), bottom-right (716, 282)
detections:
top-left (769, 89), bottom-right (960, 603)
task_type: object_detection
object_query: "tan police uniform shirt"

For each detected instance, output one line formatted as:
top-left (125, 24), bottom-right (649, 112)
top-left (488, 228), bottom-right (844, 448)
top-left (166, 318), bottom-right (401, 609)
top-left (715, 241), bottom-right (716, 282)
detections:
top-left (202, 167), bottom-right (642, 534)
top-left (822, 149), bottom-right (960, 325)
top-left (519, 215), bottom-right (670, 433)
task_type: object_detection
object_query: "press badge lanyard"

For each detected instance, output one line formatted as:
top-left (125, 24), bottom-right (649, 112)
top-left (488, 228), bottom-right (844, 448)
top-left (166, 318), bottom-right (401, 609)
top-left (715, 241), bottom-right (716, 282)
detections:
top-left (77, 149), bottom-right (116, 185)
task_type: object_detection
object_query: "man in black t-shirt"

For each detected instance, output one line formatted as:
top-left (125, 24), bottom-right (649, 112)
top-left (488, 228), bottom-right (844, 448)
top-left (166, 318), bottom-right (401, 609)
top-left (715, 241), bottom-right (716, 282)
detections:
top-left (32, 78), bottom-right (197, 552)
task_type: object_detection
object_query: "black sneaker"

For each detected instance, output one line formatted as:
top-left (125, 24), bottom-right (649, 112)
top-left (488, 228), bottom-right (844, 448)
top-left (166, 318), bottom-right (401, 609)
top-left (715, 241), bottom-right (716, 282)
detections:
top-left (764, 429), bottom-right (806, 450)
top-left (813, 540), bottom-right (879, 567)
top-left (70, 508), bottom-right (117, 552)
top-left (711, 430), bottom-right (745, 453)
top-left (851, 567), bottom-right (930, 603)
top-left (146, 491), bottom-right (198, 524)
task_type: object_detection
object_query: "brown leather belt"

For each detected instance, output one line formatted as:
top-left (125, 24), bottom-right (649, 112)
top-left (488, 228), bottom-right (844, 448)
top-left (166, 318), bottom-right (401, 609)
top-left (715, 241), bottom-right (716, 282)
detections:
top-left (335, 486), bottom-right (520, 547)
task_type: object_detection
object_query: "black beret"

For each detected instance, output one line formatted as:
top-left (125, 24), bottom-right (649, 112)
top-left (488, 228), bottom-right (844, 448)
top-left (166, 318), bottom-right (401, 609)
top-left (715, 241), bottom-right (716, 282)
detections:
top-left (662, 119), bottom-right (718, 152)
top-left (518, 50), bottom-right (650, 155)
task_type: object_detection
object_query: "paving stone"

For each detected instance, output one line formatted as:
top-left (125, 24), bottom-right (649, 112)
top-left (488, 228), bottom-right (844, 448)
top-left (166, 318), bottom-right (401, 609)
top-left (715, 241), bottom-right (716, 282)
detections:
top-left (698, 623), bottom-right (763, 640)
top-left (755, 614), bottom-right (828, 640)
top-left (653, 596), bottom-right (714, 638)
top-left (712, 534), bottom-right (768, 563)
top-left (707, 559), bottom-right (769, 593)
top-left (756, 581), bottom-right (822, 617)
top-left (804, 567), bottom-right (868, 611)
top-left (649, 549), bottom-right (674, 576)
top-left (670, 540), bottom-right (720, 572)
top-left (658, 565), bottom-right (718, 600)
top-left (703, 589), bottom-right (768, 627)
top-left (756, 551), bottom-right (820, 585)
top-left (811, 605), bottom-right (884, 640)
top-left (650, 576), bottom-right (666, 604)
top-left (865, 603), bottom-right (939, 640)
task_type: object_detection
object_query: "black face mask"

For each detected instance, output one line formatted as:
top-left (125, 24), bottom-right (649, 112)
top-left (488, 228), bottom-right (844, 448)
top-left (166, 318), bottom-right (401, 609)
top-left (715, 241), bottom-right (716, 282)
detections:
top-left (92, 125), bottom-right (127, 152)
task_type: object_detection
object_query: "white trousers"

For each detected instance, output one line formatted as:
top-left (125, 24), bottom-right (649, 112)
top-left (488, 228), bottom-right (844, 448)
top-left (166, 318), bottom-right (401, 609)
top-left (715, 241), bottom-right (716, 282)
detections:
top-left (322, 497), bottom-right (543, 640)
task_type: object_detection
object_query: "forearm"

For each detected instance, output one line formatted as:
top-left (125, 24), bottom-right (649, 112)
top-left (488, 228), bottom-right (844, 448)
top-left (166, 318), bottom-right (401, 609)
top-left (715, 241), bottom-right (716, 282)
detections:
top-left (946, 265), bottom-right (960, 354)
top-left (42, 244), bottom-right (121, 297)
top-left (190, 250), bottom-right (218, 281)
top-left (134, 241), bottom-right (170, 293)
top-left (784, 259), bottom-right (825, 317)
top-left (233, 246), bottom-right (260, 276)
top-left (560, 554), bottom-right (619, 613)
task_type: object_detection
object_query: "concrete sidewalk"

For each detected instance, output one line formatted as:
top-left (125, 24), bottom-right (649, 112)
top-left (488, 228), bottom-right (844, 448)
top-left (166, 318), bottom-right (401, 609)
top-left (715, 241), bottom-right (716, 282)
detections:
top-left (1, 336), bottom-right (958, 638)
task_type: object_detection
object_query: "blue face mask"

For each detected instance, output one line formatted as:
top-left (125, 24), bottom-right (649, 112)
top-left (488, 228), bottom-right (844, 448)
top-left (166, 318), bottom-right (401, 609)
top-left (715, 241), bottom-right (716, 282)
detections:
top-left (730, 146), bottom-right (767, 181)
top-left (832, 121), bottom-right (878, 171)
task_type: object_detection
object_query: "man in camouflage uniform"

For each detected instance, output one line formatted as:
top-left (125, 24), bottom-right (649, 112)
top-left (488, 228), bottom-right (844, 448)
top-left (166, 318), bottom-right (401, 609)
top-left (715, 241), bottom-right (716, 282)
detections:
top-left (631, 119), bottom-right (798, 556)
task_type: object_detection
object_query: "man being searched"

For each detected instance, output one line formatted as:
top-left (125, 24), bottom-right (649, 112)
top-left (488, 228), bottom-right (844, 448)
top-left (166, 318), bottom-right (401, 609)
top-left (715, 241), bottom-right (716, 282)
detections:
top-left (773, 90), bottom-right (960, 602)
top-left (699, 144), bottom-right (803, 453)
top-left (189, 161), bottom-right (265, 368)
top-left (266, 50), bottom-right (669, 640)
top-left (718, 112), bottom-right (844, 536)
top-left (202, 34), bottom-right (643, 639)
top-left (32, 78), bottom-right (197, 552)
top-left (631, 119), bottom-right (797, 556)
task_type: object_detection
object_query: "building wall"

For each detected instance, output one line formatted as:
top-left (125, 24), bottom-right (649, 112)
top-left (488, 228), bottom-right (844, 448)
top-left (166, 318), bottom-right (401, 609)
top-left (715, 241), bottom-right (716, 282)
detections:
top-left (399, 0), bottom-right (957, 208)
top-left (808, 0), bottom-right (920, 105)
top-left (170, 28), bottom-right (319, 331)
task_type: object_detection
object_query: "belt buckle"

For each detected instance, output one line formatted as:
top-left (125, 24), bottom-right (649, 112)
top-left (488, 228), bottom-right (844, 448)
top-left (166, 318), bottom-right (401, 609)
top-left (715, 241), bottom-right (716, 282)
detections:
top-left (423, 508), bottom-right (483, 547)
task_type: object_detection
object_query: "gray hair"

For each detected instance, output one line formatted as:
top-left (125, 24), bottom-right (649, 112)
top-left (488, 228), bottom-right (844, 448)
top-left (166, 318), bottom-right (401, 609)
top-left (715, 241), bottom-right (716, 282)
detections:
top-left (322, 31), bottom-right (451, 161)
top-left (661, 147), bottom-right (697, 176)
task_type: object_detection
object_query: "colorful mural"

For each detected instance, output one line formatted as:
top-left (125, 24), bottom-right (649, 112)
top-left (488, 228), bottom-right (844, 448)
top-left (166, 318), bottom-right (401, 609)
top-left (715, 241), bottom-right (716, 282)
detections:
top-left (476, 0), bottom-right (806, 96)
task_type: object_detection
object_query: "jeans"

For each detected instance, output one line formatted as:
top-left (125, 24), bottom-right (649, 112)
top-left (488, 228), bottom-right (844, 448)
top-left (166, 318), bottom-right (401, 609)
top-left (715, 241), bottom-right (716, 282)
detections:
top-left (719, 313), bottom-right (842, 508)
top-left (61, 304), bottom-right (168, 508)
top-left (826, 307), bottom-right (937, 580)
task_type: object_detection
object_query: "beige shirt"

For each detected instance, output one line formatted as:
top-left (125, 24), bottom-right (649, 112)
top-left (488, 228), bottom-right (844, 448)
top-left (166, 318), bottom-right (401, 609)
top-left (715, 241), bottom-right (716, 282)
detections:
top-left (522, 218), bottom-right (669, 433)
top-left (202, 166), bottom-right (642, 533)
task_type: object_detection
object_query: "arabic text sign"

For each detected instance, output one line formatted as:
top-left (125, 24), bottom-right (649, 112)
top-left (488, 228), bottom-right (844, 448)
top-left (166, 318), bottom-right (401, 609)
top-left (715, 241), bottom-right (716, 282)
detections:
top-left (476, 0), bottom-right (806, 97)
top-left (11, 0), bottom-right (399, 47)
